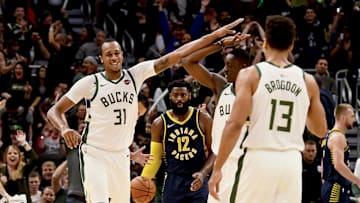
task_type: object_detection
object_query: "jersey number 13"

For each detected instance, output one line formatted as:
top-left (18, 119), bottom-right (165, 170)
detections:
top-left (269, 99), bottom-right (294, 132)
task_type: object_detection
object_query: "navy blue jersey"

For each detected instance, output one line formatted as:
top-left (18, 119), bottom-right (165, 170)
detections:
top-left (322, 128), bottom-right (351, 188)
top-left (161, 107), bottom-right (207, 175)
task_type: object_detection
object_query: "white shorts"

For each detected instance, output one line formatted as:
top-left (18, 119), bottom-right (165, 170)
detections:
top-left (208, 156), bottom-right (241, 203)
top-left (80, 144), bottom-right (131, 203)
top-left (233, 149), bottom-right (302, 203)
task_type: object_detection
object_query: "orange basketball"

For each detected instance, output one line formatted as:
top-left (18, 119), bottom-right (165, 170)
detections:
top-left (131, 176), bottom-right (156, 203)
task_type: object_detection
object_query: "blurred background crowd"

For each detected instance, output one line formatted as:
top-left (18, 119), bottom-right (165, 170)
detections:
top-left (0, 0), bottom-right (359, 202)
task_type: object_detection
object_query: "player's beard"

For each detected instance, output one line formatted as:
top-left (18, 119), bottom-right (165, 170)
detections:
top-left (170, 101), bottom-right (190, 116)
top-left (346, 121), bottom-right (355, 130)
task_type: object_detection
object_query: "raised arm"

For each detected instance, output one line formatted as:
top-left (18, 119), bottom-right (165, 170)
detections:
top-left (182, 43), bottom-right (227, 97)
top-left (153, 18), bottom-right (244, 73)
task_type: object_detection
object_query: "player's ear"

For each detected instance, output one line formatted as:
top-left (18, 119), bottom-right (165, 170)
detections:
top-left (263, 39), bottom-right (268, 50)
top-left (99, 55), bottom-right (103, 64)
top-left (288, 43), bottom-right (294, 52)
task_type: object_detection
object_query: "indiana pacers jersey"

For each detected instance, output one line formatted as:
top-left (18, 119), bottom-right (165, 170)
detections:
top-left (65, 60), bottom-right (155, 151)
top-left (322, 128), bottom-right (351, 187)
top-left (212, 83), bottom-right (245, 158)
top-left (243, 61), bottom-right (309, 151)
top-left (162, 107), bottom-right (207, 175)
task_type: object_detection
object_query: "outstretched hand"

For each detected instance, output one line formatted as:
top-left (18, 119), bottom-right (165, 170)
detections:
top-left (213, 18), bottom-right (244, 38)
top-left (221, 33), bottom-right (251, 48)
top-left (131, 146), bottom-right (153, 167)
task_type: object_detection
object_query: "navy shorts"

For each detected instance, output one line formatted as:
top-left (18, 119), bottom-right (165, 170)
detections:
top-left (321, 181), bottom-right (351, 203)
top-left (162, 173), bottom-right (209, 203)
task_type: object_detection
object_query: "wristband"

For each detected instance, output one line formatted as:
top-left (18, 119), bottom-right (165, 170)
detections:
top-left (20, 141), bottom-right (28, 147)
top-left (215, 40), bottom-right (224, 49)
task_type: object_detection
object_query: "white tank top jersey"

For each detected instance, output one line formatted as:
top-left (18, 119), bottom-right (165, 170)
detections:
top-left (212, 83), bottom-right (246, 158)
top-left (65, 60), bottom-right (156, 151)
top-left (243, 61), bottom-right (309, 151)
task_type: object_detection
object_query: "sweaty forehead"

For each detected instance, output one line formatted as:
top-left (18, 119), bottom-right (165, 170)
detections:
top-left (171, 87), bottom-right (190, 93)
top-left (101, 42), bottom-right (122, 53)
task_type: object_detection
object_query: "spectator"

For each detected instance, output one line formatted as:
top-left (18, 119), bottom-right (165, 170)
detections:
top-left (314, 57), bottom-right (337, 96)
top-left (302, 139), bottom-right (322, 203)
top-left (46, 21), bottom-right (77, 90)
top-left (295, 6), bottom-right (328, 69)
top-left (40, 186), bottom-right (55, 203)
top-left (36, 122), bottom-right (66, 165)
top-left (72, 56), bottom-right (98, 84)
top-left (51, 160), bottom-right (68, 203)
top-left (28, 170), bottom-right (42, 203)
top-left (74, 30), bottom-right (106, 62)
top-left (5, 6), bottom-right (34, 60)
top-left (39, 160), bottom-right (56, 190)
top-left (0, 129), bottom-right (38, 203)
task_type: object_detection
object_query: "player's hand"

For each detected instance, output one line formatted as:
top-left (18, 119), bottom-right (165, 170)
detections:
top-left (208, 169), bottom-right (222, 201)
top-left (221, 33), bottom-right (251, 48)
top-left (213, 18), bottom-right (244, 38)
top-left (190, 172), bottom-right (205, 191)
top-left (131, 146), bottom-right (153, 167)
top-left (61, 128), bottom-right (81, 149)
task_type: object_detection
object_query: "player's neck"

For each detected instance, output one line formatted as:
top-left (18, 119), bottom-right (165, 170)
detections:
top-left (170, 109), bottom-right (190, 121)
top-left (332, 123), bottom-right (346, 134)
top-left (104, 70), bottom-right (122, 80)
top-left (264, 49), bottom-right (290, 68)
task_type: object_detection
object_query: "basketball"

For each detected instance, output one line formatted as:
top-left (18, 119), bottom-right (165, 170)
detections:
top-left (131, 176), bottom-right (156, 203)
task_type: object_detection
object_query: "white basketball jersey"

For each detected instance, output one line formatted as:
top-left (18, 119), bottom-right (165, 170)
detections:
top-left (212, 83), bottom-right (246, 158)
top-left (243, 61), bottom-right (309, 151)
top-left (66, 60), bottom-right (155, 151)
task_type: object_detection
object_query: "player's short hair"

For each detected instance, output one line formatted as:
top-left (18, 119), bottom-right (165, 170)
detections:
top-left (265, 15), bottom-right (296, 51)
top-left (229, 48), bottom-right (250, 65)
top-left (100, 38), bottom-right (121, 55)
top-left (334, 103), bottom-right (353, 119)
top-left (168, 79), bottom-right (192, 93)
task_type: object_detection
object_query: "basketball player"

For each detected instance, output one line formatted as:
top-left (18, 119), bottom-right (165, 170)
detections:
top-left (321, 104), bottom-right (360, 203)
top-left (141, 80), bottom-right (214, 203)
top-left (46, 18), bottom-right (244, 203)
top-left (208, 15), bottom-right (328, 203)
top-left (182, 39), bottom-right (250, 202)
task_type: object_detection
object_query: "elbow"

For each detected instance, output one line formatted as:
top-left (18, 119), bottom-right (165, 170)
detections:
top-left (46, 107), bottom-right (55, 122)
top-left (314, 126), bottom-right (327, 139)
top-left (181, 57), bottom-right (193, 69)
top-left (334, 162), bottom-right (344, 172)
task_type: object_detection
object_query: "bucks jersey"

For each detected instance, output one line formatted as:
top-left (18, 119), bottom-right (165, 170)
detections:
top-left (243, 61), bottom-right (309, 151)
top-left (212, 83), bottom-right (245, 158)
top-left (162, 107), bottom-right (207, 175)
top-left (322, 128), bottom-right (351, 187)
top-left (65, 60), bottom-right (155, 151)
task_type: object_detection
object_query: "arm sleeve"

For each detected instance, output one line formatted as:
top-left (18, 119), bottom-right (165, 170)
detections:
top-left (141, 141), bottom-right (163, 179)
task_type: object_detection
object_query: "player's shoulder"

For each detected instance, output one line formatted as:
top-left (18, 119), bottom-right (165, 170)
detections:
top-left (128, 60), bottom-right (155, 71)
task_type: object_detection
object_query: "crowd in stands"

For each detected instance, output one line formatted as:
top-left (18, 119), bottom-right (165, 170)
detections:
top-left (0, 0), bottom-right (359, 202)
